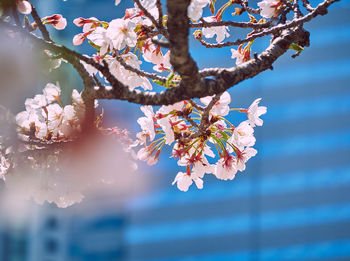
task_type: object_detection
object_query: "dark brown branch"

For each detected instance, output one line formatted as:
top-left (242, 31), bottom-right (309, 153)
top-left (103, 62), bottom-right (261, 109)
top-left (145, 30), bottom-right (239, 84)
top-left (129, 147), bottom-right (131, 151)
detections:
top-left (293, 0), bottom-right (303, 19)
top-left (199, 93), bottom-right (222, 130)
top-left (301, 0), bottom-right (315, 12)
top-left (95, 28), bottom-right (302, 105)
top-left (151, 38), bottom-right (170, 48)
top-left (115, 55), bottom-right (167, 83)
top-left (0, 0), bottom-right (337, 108)
top-left (167, 0), bottom-right (200, 92)
top-left (190, 20), bottom-right (270, 29)
top-left (180, 93), bottom-right (222, 143)
top-left (133, 0), bottom-right (168, 38)
top-left (30, 4), bottom-right (52, 42)
top-left (138, 30), bottom-right (162, 41)
top-left (239, 0), bottom-right (260, 15)
top-left (188, 99), bottom-right (204, 111)
top-left (183, 114), bottom-right (199, 128)
top-left (156, 0), bottom-right (163, 28)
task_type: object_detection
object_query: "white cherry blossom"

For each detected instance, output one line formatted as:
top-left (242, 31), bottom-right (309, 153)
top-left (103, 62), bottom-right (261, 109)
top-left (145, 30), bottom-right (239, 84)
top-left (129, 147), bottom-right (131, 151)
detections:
top-left (106, 18), bottom-right (137, 50)
top-left (25, 94), bottom-right (47, 111)
top-left (172, 172), bottom-right (193, 191)
top-left (258, 0), bottom-right (281, 18)
top-left (87, 27), bottom-right (113, 55)
top-left (231, 48), bottom-right (245, 66)
top-left (247, 98), bottom-right (267, 127)
top-left (200, 91), bottom-right (231, 116)
top-left (16, 0), bottom-right (32, 14)
top-left (137, 106), bottom-right (156, 141)
top-left (215, 155), bottom-right (237, 180)
top-left (156, 102), bottom-right (184, 145)
top-left (236, 147), bottom-right (257, 172)
top-left (47, 103), bottom-right (63, 133)
top-left (191, 157), bottom-right (214, 178)
top-left (188, 0), bottom-right (210, 21)
top-left (43, 83), bottom-right (61, 103)
top-left (133, 0), bottom-right (159, 26)
top-left (172, 171), bottom-right (203, 191)
top-left (107, 53), bottom-right (152, 90)
top-left (202, 16), bottom-right (230, 43)
top-left (0, 153), bottom-right (10, 179)
top-left (229, 121), bottom-right (256, 150)
top-left (137, 147), bottom-right (159, 165)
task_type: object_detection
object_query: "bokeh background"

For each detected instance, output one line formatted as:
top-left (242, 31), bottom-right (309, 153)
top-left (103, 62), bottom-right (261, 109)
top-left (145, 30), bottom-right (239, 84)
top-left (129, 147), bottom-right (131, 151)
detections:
top-left (1, 0), bottom-right (350, 260)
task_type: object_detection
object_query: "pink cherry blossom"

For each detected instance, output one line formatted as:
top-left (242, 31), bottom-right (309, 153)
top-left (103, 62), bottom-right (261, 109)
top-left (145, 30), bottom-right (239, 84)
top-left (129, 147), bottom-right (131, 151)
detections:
top-left (73, 33), bottom-right (88, 45)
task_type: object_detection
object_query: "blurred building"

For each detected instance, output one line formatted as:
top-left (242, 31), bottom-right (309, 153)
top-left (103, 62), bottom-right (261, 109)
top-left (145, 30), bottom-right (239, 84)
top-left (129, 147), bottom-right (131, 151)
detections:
top-left (1, 0), bottom-right (350, 261)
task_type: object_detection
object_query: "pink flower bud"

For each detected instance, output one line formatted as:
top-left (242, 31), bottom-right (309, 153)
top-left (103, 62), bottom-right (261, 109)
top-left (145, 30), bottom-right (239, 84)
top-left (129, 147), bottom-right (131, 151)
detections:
top-left (73, 17), bottom-right (86, 27)
top-left (42, 14), bottom-right (67, 30)
top-left (73, 33), bottom-right (86, 45)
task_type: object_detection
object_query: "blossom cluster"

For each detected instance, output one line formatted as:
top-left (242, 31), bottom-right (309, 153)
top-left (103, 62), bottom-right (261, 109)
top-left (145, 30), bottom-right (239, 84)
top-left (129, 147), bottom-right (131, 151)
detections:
top-left (15, 83), bottom-right (86, 142)
top-left (135, 92), bottom-right (267, 192)
top-left (0, 83), bottom-right (138, 208)
top-left (72, 0), bottom-right (171, 80)
top-left (72, 0), bottom-right (283, 89)
top-left (0, 0), bottom-right (279, 206)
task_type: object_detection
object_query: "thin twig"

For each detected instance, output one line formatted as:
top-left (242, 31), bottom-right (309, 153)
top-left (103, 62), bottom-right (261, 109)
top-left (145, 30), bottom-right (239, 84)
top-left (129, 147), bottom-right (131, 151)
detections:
top-left (197, 1), bottom-right (336, 48)
top-left (180, 93), bottom-right (223, 143)
top-left (301, 0), bottom-right (315, 12)
top-left (115, 55), bottom-right (167, 83)
top-left (156, 0), bottom-right (163, 28)
top-left (190, 20), bottom-right (270, 29)
top-left (239, 0), bottom-right (260, 15)
top-left (188, 99), bottom-right (204, 111)
top-left (183, 114), bottom-right (199, 128)
top-left (133, 0), bottom-right (168, 38)
top-left (30, 4), bottom-right (52, 42)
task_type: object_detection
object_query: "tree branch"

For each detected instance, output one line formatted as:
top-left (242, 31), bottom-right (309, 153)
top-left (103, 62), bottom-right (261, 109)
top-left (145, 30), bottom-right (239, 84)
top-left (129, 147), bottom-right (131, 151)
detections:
top-left (190, 20), bottom-right (270, 29)
top-left (133, 0), bottom-right (168, 38)
top-left (30, 4), bottom-right (52, 42)
top-left (0, 0), bottom-right (338, 108)
top-left (197, 0), bottom-right (337, 48)
top-left (115, 55), bottom-right (167, 83)
top-left (167, 0), bottom-right (200, 92)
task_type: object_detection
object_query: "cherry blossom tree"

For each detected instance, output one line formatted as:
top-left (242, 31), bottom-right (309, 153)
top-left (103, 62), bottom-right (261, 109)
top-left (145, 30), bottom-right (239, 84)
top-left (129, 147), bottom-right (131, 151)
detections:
top-left (0, 0), bottom-right (340, 207)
